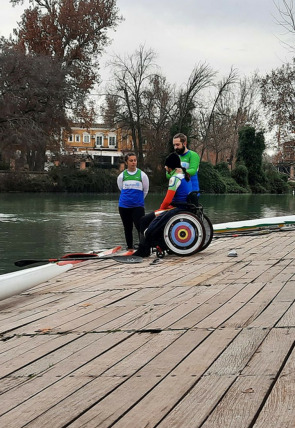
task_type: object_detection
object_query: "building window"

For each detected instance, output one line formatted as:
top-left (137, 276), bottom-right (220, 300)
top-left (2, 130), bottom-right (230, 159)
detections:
top-left (68, 134), bottom-right (73, 142)
top-left (83, 133), bottom-right (90, 143)
top-left (95, 135), bottom-right (103, 147)
top-left (75, 135), bottom-right (80, 143)
top-left (108, 135), bottom-right (116, 148)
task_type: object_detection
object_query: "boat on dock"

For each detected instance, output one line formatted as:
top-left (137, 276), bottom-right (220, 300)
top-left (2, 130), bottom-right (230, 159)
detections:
top-left (0, 262), bottom-right (73, 301)
top-left (0, 246), bottom-right (127, 302)
top-left (213, 215), bottom-right (295, 234)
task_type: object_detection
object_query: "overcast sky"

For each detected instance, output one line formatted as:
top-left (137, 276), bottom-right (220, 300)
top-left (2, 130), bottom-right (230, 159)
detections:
top-left (1, 0), bottom-right (294, 87)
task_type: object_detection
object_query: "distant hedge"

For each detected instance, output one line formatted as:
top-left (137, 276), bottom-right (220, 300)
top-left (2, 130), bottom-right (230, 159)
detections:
top-left (0, 167), bottom-right (119, 193)
top-left (0, 161), bottom-right (292, 194)
top-left (48, 167), bottom-right (118, 192)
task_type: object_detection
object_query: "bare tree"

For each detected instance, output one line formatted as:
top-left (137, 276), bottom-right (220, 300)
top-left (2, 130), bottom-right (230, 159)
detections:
top-left (260, 62), bottom-right (295, 139)
top-left (104, 45), bottom-right (158, 165)
top-left (194, 70), bottom-right (262, 166)
top-left (194, 68), bottom-right (238, 161)
top-left (142, 74), bottom-right (175, 167)
top-left (274, 0), bottom-right (295, 51)
top-left (170, 62), bottom-right (216, 143)
top-left (216, 72), bottom-right (262, 165)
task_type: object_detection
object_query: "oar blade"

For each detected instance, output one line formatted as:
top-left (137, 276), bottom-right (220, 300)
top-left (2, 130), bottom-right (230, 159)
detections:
top-left (14, 254), bottom-right (143, 267)
top-left (14, 259), bottom-right (53, 267)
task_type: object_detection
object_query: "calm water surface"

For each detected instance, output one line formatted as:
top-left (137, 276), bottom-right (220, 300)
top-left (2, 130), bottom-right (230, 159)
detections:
top-left (0, 192), bottom-right (294, 274)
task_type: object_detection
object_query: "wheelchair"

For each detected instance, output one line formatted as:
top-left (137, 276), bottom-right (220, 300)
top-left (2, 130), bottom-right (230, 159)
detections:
top-left (151, 192), bottom-right (213, 258)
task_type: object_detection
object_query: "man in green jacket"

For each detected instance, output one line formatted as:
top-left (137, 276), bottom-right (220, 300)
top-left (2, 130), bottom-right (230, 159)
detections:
top-left (169, 133), bottom-right (200, 194)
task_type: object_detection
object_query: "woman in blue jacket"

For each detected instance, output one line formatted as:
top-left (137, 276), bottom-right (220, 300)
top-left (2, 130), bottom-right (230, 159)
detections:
top-left (117, 152), bottom-right (149, 252)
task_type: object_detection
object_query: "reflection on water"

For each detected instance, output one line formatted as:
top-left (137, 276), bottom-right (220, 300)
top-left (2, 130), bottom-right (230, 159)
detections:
top-left (0, 192), bottom-right (294, 274)
top-left (203, 194), bottom-right (295, 222)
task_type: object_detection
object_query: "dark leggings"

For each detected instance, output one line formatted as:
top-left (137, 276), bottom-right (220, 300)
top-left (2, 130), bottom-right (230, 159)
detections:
top-left (138, 211), bottom-right (156, 234)
top-left (119, 206), bottom-right (145, 249)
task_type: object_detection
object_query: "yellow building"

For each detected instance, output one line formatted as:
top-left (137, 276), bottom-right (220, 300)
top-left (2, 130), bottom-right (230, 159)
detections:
top-left (63, 124), bottom-right (133, 166)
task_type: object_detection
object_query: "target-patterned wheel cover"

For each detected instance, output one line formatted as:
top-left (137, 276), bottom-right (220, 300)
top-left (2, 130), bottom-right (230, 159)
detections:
top-left (163, 212), bottom-right (205, 255)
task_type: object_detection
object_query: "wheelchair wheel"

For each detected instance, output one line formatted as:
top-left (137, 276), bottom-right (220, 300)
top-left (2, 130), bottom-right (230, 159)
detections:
top-left (199, 214), bottom-right (213, 251)
top-left (163, 211), bottom-right (205, 256)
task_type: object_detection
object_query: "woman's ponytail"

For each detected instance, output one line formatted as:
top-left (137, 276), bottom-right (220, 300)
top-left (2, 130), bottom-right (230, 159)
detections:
top-left (182, 167), bottom-right (190, 182)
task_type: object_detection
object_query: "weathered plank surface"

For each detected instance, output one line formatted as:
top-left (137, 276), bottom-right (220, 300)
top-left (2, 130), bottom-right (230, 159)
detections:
top-left (1, 230), bottom-right (295, 427)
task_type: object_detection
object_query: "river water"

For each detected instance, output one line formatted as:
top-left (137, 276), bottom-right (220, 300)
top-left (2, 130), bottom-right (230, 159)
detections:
top-left (1, 192), bottom-right (294, 274)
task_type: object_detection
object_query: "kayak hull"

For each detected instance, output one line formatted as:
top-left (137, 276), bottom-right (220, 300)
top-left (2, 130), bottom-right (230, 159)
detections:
top-left (213, 215), bottom-right (295, 233)
top-left (0, 246), bottom-right (122, 301)
top-left (0, 263), bottom-right (72, 301)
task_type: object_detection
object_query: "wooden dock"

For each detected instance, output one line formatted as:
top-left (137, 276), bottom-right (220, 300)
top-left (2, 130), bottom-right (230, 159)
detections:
top-left (0, 230), bottom-right (295, 427)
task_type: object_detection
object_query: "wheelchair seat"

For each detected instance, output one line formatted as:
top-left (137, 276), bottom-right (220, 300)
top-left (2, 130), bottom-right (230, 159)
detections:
top-left (186, 190), bottom-right (199, 206)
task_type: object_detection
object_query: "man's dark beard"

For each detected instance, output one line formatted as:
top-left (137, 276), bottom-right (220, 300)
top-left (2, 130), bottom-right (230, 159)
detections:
top-left (175, 146), bottom-right (185, 155)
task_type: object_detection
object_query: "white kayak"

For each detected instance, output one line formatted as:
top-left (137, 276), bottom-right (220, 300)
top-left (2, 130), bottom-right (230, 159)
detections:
top-left (0, 263), bottom-right (73, 301)
top-left (213, 215), bottom-right (295, 233)
top-left (0, 246), bottom-right (123, 302)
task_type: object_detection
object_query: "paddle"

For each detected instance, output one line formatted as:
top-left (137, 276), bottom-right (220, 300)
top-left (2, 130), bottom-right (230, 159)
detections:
top-left (14, 255), bottom-right (143, 267)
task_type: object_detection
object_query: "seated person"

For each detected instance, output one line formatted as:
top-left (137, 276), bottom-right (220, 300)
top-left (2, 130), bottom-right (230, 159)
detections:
top-left (134, 152), bottom-right (192, 257)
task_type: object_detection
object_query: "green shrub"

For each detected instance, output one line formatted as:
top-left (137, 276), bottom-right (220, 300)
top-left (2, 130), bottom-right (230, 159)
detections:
top-left (250, 183), bottom-right (268, 193)
top-left (199, 162), bottom-right (226, 193)
top-left (48, 167), bottom-right (118, 192)
top-left (221, 176), bottom-right (248, 193)
top-left (0, 172), bottom-right (56, 192)
top-left (263, 162), bottom-right (290, 194)
top-left (267, 176), bottom-right (289, 194)
top-left (265, 173), bottom-right (289, 194)
top-left (231, 164), bottom-right (249, 188)
top-left (0, 161), bottom-right (10, 171)
top-left (0, 167), bottom-right (120, 193)
top-left (214, 162), bottom-right (231, 177)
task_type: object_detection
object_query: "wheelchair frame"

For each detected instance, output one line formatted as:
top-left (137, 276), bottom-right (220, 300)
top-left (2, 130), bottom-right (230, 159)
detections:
top-left (153, 193), bottom-right (213, 258)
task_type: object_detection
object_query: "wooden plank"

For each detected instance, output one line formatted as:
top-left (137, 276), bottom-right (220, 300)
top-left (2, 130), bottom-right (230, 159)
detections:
top-left (55, 287), bottom-right (193, 334)
top-left (196, 328), bottom-right (295, 427)
top-left (195, 281), bottom-right (267, 329)
top-left (0, 292), bottom-right (69, 320)
top-left (122, 293), bottom-right (207, 331)
top-left (0, 332), bottom-right (131, 414)
top-left (276, 300), bottom-right (295, 327)
top-left (0, 290), bottom-right (108, 334)
top-left (93, 328), bottom-right (239, 428)
top-left (0, 333), bottom-right (41, 357)
top-left (0, 334), bottom-right (79, 378)
top-left (145, 283), bottom-right (233, 331)
top-left (0, 376), bottom-right (123, 428)
top-left (3, 289), bottom-right (136, 336)
top-left (1, 331), bottom-right (181, 427)
top-left (74, 330), bottom-right (181, 378)
top-left (241, 328), bottom-right (295, 377)
top-left (169, 282), bottom-right (248, 330)
top-left (0, 334), bottom-right (54, 366)
top-left (59, 329), bottom-right (213, 427)
top-left (249, 280), bottom-right (295, 328)
top-left (205, 328), bottom-right (268, 376)
top-left (200, 376), bottom-right (273, 428)
top-left (179, 263), bottom-right (235, 287)
top-left (156, 375), bottom-right (236, 428)
top-left (222, 280), bottom-right (287, 328)
top-left (252, 347), bottom-right (295, 427)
